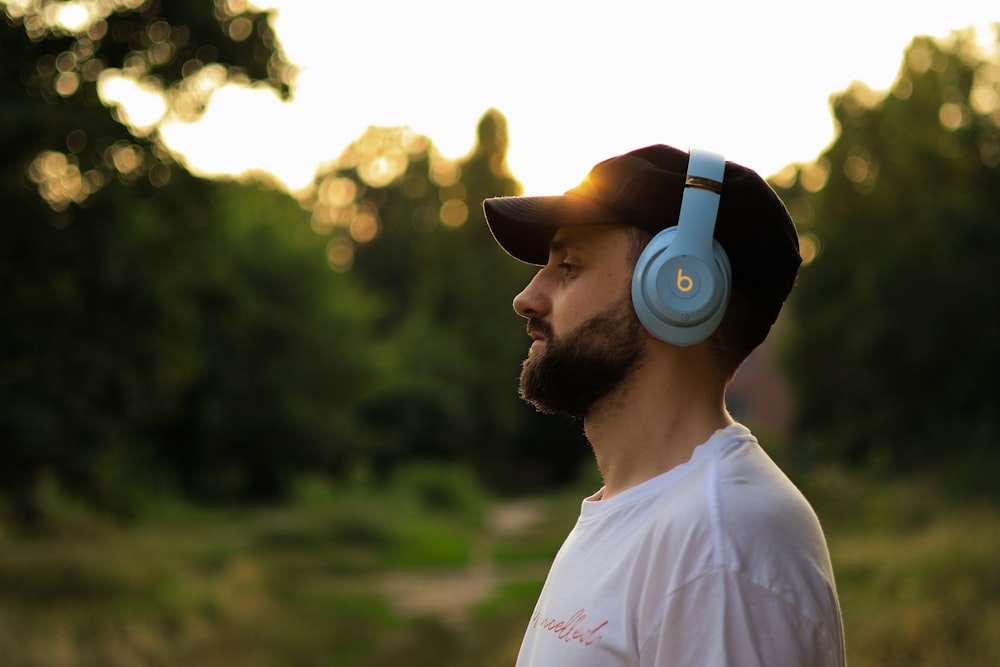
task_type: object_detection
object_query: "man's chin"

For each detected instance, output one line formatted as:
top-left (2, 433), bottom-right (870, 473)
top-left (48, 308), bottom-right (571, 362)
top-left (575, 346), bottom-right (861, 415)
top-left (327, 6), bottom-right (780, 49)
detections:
top-left (520, 394), bottom-right (586, 420)
top-left (518, 369), bottom-right (590, 419)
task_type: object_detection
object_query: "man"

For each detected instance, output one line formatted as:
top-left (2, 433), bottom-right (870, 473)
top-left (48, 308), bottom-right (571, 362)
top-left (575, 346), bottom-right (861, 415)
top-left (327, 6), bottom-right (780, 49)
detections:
top-left (482, 145), bottom-right (845, 666)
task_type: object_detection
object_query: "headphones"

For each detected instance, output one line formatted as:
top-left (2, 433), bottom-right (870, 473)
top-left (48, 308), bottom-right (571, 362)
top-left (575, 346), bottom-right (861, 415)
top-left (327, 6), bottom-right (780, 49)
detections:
top-left (631, 149), bottom-right (731, 346)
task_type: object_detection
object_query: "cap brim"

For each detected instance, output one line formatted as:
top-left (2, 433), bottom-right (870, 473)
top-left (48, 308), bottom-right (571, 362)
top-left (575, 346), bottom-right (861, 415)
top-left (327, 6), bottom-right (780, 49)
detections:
top-left (483, 194), bottom-right (629, 265)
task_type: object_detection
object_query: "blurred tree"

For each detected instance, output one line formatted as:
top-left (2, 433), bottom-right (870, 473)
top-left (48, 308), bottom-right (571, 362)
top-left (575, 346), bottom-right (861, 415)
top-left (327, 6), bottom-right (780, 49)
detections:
top-left (1, 0), bottom-right (293, 214)
top-left (1, 0), bottom-right (592, 524)
top-left (1, 171), bottom-right (380, 519)
top-left (152, 181), bottom-right (382, 503)
top-left (773, 29), bottom-right (1000, 486)
top-left (305, 110), bottom-right (590, 490)
top-left (0, 0), bottom-right (382, 523)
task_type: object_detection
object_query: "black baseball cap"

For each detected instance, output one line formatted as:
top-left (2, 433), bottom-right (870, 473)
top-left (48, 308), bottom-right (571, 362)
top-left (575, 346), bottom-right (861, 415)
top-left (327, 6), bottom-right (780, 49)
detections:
top-left (482, 144), bottom-right (801, 331)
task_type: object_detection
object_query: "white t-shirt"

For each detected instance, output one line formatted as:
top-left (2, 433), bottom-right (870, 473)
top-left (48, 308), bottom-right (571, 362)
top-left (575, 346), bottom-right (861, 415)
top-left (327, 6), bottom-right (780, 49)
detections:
top-left (516, 424), bottom-right (845, 667)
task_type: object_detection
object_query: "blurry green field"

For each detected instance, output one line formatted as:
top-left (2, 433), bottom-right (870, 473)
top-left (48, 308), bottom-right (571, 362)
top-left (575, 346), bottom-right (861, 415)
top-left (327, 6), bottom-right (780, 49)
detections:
top-left (1, 464), bottom-right (997, 666)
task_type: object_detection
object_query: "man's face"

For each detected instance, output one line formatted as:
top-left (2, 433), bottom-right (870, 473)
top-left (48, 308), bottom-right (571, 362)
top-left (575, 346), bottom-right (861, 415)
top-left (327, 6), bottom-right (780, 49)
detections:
top-left (512, 225), bottom-right (648, 418)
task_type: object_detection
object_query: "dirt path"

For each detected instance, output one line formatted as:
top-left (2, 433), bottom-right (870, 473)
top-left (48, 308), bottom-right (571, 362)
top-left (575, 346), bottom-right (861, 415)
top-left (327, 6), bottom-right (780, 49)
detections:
top-left (376, 498), bottom-right (550, 626)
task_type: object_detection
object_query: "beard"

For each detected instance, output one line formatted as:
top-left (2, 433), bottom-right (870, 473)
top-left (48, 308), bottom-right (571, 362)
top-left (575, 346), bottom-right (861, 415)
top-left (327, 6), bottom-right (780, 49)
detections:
top-left (518, 296), bottom-right (647, 419)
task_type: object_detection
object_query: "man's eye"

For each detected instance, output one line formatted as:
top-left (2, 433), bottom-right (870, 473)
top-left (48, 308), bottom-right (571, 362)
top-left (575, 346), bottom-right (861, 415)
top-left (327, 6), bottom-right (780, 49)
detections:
top-left (559, 262), bottom-right (578, 276)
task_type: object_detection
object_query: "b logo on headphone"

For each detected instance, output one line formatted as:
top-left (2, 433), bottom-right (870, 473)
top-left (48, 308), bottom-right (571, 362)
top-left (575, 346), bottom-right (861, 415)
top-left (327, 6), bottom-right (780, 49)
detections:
top-left (675, 269), bottom-right (694, 293)
top-left (630, 149), bottom-right (732, 346)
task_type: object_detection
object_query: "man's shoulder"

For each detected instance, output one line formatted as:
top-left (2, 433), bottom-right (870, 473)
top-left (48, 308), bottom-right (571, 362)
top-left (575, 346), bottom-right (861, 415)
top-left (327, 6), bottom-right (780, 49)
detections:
top-left (641, 433), bottom-right (831, 574)
top-left (715, 436), bottom-right (823, 540)
top-left (651, 427), bottom-right (809, 525)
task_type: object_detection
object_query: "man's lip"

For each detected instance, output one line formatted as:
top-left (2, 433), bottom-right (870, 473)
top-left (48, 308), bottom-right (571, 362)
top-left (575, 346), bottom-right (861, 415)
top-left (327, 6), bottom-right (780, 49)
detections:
top-left (526, 320), bottom-right (550, 344)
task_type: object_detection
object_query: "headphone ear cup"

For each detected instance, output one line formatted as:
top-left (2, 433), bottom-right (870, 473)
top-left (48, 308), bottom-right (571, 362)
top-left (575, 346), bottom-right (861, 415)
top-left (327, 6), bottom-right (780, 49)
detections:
top-left (631, 227), bottom-right (732, 346)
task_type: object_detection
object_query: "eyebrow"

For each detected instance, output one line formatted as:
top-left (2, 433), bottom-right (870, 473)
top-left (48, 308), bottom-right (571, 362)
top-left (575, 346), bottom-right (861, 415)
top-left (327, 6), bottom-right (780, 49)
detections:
top-left (549, 231), bottom-right (589, 252)
top-left (548, 233), bottom-right (595, 258)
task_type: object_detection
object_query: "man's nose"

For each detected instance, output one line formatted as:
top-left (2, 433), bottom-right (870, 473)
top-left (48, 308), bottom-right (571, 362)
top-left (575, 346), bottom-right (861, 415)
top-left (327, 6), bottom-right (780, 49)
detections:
top-left (513, 269), bottom-right (550, 319)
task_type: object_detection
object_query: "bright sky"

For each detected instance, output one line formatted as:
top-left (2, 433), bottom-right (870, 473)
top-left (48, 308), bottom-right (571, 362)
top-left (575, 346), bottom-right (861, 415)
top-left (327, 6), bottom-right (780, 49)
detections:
top-left (156, 0), bottom-right (998, 195)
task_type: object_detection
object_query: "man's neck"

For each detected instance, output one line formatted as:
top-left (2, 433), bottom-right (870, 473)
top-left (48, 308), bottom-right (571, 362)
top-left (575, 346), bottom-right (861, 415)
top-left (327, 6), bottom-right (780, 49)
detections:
top-left (583, 348), bottom-right (733, 500)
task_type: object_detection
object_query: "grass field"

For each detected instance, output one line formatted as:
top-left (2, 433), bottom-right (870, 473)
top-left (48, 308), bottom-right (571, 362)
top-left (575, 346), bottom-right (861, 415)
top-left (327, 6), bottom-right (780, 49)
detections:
top-left (1, 463), bottom-right (997, 666)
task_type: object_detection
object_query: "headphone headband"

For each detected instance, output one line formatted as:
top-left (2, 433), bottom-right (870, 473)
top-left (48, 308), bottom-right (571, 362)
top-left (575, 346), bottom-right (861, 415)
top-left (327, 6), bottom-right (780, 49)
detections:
top-left (668, 149), bottom-right (725, 259)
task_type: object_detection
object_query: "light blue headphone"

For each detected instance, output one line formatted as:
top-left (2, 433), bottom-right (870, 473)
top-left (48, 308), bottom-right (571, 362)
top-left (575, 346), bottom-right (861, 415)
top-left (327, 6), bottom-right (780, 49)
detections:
top-left (630, 149), bottom-right (731, 346)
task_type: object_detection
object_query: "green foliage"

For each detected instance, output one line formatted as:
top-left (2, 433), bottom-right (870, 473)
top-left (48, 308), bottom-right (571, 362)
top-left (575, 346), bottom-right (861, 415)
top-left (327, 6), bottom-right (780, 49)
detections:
top-left (0, 0), bottom-right (303, 522)
top-left (161, 181), bottom-right (384, 501)
top-left (391, 463), bottom-right (488, 524)
top-left (0, 472), bottom-right (997, 666)
top-left (1, 0), bottom-right (591, 524)
top-left (313, 111), bottom-right (591, 491)
top-left (773, 30), bottom-right (1000, 483)
top-left (0, 0), bottom-right (293, 208)
top-left (816, 473), bottom-right (1000, 667)
top-left (0, 171), bottom-right (385, 521)
top-left (265, 466), bottom-right (490, 572)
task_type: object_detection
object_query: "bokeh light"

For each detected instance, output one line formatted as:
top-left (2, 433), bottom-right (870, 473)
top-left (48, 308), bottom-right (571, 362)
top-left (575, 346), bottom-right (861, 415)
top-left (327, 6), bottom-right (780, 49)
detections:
top-left (799, 233), bottom-right (821, 266)
top-left (28, 150), bottom-right (105, 211)
top-left (55, 2), bottom-right (90, 31)
top-left (439, 199), bottom-right (468, 228)
top-left (303, 126), bottom-right (461, 255)
top-left (799, 160), bottom-right (831, 194)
